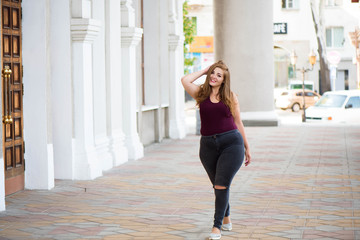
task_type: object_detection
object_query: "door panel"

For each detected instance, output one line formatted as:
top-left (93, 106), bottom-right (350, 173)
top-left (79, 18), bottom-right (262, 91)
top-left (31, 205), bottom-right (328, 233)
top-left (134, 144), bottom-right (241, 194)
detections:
top-left (2, 0), bottom-right (24, 196)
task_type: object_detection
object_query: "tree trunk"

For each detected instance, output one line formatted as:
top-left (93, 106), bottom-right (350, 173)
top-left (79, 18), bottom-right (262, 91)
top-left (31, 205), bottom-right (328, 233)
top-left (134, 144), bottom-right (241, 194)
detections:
top-left (310, 0), bottom-right (331, 94)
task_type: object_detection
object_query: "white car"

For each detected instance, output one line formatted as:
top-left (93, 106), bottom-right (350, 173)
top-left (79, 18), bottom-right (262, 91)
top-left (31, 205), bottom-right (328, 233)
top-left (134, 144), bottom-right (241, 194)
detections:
top-left (305, 90), bottom-right (360, 124)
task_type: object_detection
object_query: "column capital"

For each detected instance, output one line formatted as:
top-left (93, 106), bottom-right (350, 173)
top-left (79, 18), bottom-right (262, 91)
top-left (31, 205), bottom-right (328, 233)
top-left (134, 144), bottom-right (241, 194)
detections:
top-left (349, 27), bottom-right (360, 60)
top-left (71, 18), bottom-right (101, 43)
top-left (121, 0), bottom-right (135, 27)
top-left (168, 0), bottom-right (178, 35)
top-left (349, 27), bottom-right (360, 43)
top-left (168, 34), bottom-right (184, 51)
top-left (121, 27), bottom-right (143, 47)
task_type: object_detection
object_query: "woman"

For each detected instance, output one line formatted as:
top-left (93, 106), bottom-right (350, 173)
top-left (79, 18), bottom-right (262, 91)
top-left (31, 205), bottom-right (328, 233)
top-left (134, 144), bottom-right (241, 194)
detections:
top-left (181, 61), bottom-right (251, 240)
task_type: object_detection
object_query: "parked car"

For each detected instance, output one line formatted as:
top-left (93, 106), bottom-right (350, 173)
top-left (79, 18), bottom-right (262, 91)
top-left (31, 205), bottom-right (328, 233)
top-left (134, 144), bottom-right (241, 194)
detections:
top-left (306, 90), bottom-right (360, 124)
top-left (275, 90), bottom-right (321, 112)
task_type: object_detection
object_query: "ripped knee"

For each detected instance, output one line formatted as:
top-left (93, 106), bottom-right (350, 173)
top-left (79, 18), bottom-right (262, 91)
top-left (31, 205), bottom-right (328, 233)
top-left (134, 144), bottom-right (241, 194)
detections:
top-left (214, 185), bottom-right (227, 190)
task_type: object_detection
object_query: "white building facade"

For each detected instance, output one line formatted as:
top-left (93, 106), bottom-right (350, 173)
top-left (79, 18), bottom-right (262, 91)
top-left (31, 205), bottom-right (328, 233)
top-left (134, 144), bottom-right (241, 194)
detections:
top-left (0, 0), bottom-right (186, 210)
top-left (274, 0), bottom-right (360, 92)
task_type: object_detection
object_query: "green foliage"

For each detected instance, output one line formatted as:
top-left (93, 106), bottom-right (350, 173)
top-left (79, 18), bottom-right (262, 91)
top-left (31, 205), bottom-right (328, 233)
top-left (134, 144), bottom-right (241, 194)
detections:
top-left (183, 0), bottom-right (196, 74)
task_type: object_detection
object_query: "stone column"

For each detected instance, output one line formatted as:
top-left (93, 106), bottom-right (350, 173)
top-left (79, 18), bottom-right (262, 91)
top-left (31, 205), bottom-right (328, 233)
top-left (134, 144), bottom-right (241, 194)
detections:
top-left (92, 0), bottom-right (113, 171)
top-left (168, 0), bottom-right (186, 139)
top-left (50, 0), bottom-right (73, 180)
top-left (105, 0), bottom-right (128, 166)
top-left (213, 0), bottom-right (278, 126)
top-left (71, 0), bottom-right (102, 179)
top-left (22, 0), bottom-right (55, 189)
top-left (349, 27), bottom-right (360, 89)
top-left (121, 0), bottom-right (144, 160)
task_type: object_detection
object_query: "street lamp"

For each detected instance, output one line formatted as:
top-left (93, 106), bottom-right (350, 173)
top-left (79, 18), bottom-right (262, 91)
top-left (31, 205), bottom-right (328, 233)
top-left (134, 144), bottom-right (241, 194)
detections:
top-left (290, 49), bottom-right (317, 122)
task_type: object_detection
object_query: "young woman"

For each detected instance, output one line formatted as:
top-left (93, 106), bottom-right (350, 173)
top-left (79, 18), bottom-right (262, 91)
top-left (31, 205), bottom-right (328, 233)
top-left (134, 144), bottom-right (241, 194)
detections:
top-left (181, 61), bottom-right (251, 240)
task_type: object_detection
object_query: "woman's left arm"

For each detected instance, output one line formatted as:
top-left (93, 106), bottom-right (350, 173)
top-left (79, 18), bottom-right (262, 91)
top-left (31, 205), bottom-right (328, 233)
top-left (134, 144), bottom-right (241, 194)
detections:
top-left (232, 93), bottom-right (251, 166)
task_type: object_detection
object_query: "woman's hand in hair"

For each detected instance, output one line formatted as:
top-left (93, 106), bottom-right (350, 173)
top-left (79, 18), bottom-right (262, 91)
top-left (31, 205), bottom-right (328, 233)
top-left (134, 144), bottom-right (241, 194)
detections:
top-left (181, 68), bottom-right (208, 99)
top-left (203, 65), bottom-right (210, 75)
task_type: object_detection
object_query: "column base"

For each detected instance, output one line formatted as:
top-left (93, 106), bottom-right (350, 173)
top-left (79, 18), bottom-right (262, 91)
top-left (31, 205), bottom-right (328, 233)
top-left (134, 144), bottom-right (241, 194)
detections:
top-left (25, 144), bottom-right (55, 190)
top-left (0, 158), bottom-right (5, 211)
top-left (95, 136), bottom-right (113, 172)
top-left (125, 134), bottom-right (144, 160)
top-left (169, 118), bottom-right (186, 139)
top-left (109, 133), bottom-right (128, 166)
top-left (241, 111), bottom-right (279, 127)
top-left (72, 140), bottom-right (102, 180)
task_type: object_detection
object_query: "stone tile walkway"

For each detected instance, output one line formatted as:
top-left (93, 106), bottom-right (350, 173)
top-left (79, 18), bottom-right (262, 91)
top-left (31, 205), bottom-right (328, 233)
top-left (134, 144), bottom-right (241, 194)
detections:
top-left (0, 125), bottom-right (359, 239)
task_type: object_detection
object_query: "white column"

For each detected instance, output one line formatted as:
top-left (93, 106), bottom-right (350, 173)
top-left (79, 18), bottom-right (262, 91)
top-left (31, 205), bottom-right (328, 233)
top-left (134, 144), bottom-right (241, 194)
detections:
top-left (121, 0), bottom-right (144, 160)
top-left (92, 0), bottom-right (113, 171)
top-left (349, 27), bottom-right (360, 88)
top-left (105, 0), bottom-right (128, 166)
top-left (50, 0), bottom-right (74, 180)
top-left (214, 0), bottom-right (278, 126)
top-left (168, 0), bottom-right (186, 139)
top-left (22, 0), bottom-right (54, 189)
top-left (71, 1), bottom-right (102, 179)
top-left (0, 159), bottom-right (4, 210)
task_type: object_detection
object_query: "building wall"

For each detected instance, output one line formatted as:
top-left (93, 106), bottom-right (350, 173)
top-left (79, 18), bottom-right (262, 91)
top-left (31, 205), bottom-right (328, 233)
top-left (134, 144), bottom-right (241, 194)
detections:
top-left (0, 0), bottom-right (186, 211)
top-left (187, 1), bottom-right (213, 36)
top-left (273, 0), bottom-right (360, 92)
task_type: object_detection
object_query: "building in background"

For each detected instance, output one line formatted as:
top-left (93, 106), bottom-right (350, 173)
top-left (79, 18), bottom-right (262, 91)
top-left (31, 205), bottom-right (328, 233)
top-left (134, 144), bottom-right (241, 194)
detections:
top-left (273, 0), bottom-right (360, 92)
top-left (186, 0), bottom-right (214, 74)
top-left (187, 0), bottom-right (360, 94)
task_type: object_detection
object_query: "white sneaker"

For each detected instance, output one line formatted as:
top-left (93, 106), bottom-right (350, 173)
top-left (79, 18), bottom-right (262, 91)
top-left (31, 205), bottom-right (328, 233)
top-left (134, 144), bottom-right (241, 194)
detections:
top-left (221, 223), bottom-right (232, 231)
top-left (209, 232), bottom-right (221, 240)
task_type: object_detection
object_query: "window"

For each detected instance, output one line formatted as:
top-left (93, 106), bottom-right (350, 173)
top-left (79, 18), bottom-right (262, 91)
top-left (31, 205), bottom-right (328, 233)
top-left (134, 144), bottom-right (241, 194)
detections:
top-left (288, 65), bottom-right (295, 79)
top-left (282, 0), bottom-right (299, 9)
top-left (305, 92), bottom-right (315, 97)
top-left (326, 27), bottom-right (344, 48)
top-left (325, 0), bottom-right (343, 6)
top-left (346, 97), bottom-right (360, 108)
top-left (315, 94), bottom-right (347, 108)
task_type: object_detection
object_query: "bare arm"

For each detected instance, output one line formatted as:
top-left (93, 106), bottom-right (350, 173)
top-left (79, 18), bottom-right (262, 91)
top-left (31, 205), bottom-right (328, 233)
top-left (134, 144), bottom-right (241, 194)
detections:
top-left (181, 67), bottom-right (209, 99)
top-left (232, 93), bottom-right (252, 166)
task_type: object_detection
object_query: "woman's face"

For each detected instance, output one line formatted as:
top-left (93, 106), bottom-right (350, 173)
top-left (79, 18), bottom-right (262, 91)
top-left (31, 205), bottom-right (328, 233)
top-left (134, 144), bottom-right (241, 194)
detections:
top-left (209, 67), bottom-right (224, 88)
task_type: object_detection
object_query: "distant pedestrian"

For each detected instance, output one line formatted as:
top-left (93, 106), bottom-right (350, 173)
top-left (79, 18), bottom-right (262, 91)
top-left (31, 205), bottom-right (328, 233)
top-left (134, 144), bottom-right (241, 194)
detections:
top-left (181, 60), bottom-right (251, 240)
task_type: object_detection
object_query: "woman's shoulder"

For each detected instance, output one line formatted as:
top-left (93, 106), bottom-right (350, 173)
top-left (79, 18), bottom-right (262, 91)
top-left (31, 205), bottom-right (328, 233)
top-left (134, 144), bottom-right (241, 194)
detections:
top-left (230, 91), bottom-right (238, 102)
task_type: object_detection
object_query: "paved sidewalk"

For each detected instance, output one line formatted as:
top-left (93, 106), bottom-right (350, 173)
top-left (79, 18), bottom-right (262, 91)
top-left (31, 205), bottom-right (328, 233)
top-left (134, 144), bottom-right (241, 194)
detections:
top-left (0, 125), bottom-right (360, 239)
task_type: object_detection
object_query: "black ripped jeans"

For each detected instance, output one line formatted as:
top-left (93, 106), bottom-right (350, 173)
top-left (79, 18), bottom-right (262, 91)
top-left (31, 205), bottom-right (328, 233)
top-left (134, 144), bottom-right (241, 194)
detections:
top-left (199, 129), bottom-right (244, 230)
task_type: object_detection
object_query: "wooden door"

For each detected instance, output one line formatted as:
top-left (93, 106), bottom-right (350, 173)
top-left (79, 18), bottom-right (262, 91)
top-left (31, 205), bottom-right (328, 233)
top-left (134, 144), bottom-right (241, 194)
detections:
top-left (1, 0), bottom-right (24, 196)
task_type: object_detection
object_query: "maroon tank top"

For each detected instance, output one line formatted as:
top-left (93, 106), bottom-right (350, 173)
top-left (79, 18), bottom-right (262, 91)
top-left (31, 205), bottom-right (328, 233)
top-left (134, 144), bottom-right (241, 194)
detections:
top-left (199, 97), bottom-right (237, 136)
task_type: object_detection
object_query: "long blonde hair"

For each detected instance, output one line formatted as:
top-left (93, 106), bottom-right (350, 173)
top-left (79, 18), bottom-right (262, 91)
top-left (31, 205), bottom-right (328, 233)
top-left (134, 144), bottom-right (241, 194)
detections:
top-left (196, 60), bottom-right (236, 116)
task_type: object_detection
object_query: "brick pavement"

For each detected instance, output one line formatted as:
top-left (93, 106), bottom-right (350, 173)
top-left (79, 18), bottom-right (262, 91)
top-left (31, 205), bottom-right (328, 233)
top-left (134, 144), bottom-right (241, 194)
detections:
top-left (0, 125), bottom-right (359, 239)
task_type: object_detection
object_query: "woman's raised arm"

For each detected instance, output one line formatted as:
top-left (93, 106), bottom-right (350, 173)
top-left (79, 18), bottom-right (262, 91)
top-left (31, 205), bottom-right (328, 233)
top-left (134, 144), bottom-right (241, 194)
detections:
top-left (181, 67), bottom-right (209, 99)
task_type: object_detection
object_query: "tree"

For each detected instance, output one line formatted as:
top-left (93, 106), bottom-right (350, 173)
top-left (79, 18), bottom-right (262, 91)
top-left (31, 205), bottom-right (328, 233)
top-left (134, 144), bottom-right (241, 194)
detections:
top-left (183, 0), bottom-right (196, 74)
top-left (310, 0), bottom-right (331, 94)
